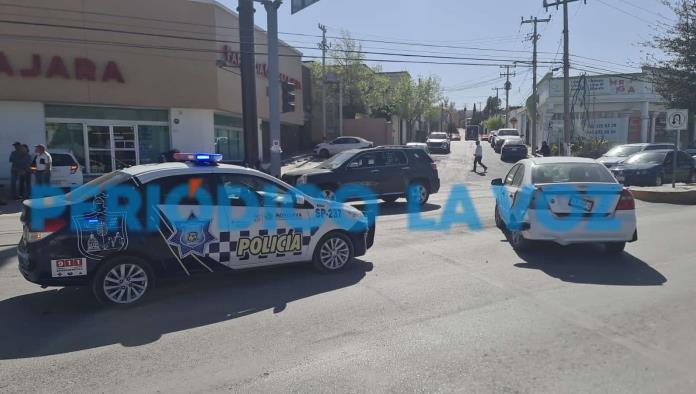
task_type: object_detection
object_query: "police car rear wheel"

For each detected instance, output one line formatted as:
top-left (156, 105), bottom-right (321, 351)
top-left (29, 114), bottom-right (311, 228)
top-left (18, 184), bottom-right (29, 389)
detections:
top-left (92, 257), bottom-right (152, 306)
top-left (313, 232), bottom-right (353, 272)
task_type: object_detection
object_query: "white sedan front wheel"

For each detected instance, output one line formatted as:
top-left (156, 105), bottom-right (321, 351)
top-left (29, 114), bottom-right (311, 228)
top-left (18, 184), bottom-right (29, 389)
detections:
top-left (313, 232), bottom-right (354, 273)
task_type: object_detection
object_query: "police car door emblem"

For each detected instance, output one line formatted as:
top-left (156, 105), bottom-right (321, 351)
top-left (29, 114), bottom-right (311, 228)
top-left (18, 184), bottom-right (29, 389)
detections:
top-left (72, 195), bottom-right (129, 260)
top-left (167, 213), bottom-right (216, 258)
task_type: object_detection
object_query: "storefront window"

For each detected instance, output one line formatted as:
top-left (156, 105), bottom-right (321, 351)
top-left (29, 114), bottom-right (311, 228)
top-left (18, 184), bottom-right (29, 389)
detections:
top-left (87, 126), bottom-right (113, 174)
top-left (46, 123), bottom-right (86, 166)
top-left (138, 125), bottom-right (171, 164)
top-left (214, 114), bottom-right (244, 162)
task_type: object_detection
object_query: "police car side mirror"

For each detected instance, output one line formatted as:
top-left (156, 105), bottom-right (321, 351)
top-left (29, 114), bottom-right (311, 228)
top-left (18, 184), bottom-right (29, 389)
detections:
top-left (491, 178), bottom-right (503, 186)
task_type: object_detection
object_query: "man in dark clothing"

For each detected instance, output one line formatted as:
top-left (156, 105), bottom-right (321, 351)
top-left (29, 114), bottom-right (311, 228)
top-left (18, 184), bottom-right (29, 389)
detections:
top-left (18, 144), bottom-right (32, 199)
top-left (9, 142), bottom-right (23, 198)
top-left (539, 141), bottom-right (551, 157)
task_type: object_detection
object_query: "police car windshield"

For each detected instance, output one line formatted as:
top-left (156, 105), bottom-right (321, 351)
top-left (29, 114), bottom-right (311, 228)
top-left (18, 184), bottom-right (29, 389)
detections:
top-left (64, 171), bottom-right (132, 201)
top-left (318, 150), bottom-right (358, 169)
top-left (429, 133), bottom-right (448, 139)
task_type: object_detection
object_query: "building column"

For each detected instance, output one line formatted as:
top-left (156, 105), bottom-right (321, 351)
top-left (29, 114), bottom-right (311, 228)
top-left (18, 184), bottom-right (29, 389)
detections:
top-left (641, 101), bottom-right (649, 142)
top-left (257, 118), bottom-right (264, 163)
top-left (651, 113), bottom-right (657, 143)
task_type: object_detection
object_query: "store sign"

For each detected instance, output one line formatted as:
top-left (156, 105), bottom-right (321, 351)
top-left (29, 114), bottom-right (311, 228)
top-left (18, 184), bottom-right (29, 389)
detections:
top-left (221, 45), bottom-right (302, 89)
top-left (550, 76), bottom-right (645, 97)
top-left (0, 52), bottom-right (125, 83)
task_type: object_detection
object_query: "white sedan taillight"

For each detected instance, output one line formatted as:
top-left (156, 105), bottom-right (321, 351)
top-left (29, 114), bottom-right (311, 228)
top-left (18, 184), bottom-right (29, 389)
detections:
top-left (615, 188), bottom-right (635, 210)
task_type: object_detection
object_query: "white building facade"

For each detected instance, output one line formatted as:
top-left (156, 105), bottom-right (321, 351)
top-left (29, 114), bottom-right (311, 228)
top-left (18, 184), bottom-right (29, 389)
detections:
top-left (533, 71), bottom-right (673, 150)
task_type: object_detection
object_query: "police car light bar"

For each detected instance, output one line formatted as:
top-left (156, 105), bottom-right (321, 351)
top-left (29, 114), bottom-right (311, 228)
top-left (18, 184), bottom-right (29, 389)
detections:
top-left (173, 153), bottom-right (223, 164)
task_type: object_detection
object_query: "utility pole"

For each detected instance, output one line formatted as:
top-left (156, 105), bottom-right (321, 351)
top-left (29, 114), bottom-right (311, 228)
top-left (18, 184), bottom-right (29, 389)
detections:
top-left (238, 0), bottom-right (260, 168)
top-left (263, 0), bottom-right (282, 177)
top-left (440, 102), bottom-right (445, 132)
top-left (500, 65), bottom-right (516, 127)
top-left (522, 15), bottom-right (551, 156)
top-left (319, 23), bottom-right (328, 140)
top-left (544, 0), bottom-right (586, 155)
top-left (492, 87), bottom-right (502, 115)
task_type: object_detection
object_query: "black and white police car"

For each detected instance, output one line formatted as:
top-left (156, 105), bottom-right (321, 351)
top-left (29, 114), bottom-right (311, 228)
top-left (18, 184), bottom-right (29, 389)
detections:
top-left (18, 153), bottom-right (375, 306)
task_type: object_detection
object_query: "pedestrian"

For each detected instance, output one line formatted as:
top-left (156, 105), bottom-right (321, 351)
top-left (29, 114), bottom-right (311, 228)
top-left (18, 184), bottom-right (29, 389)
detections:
top-left (19, 144), bottom-right (32, 198)
top-left (159, 149), bottom-right (180, 163)
top-left (8, 142), bottom-right (23, 199)
top-left (473, 140), bottom-right (487, 173)
top-left (32, 144), bottom-right (52, 186)
top-left (539, 141), bottom-right (551, 157)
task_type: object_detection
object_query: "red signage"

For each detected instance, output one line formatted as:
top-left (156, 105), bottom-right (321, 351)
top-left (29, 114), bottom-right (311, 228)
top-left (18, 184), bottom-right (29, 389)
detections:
top-left (0, 52), bottom-right (125, 83)
top-left (222, 45), bottom-right (302, 89)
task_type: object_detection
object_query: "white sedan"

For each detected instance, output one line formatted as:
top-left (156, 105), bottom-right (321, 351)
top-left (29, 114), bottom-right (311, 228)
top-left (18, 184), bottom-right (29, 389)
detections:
top-left (492, 157), bottom-right (637, 253)
top-left (313, 136), bottom-right (373, 158)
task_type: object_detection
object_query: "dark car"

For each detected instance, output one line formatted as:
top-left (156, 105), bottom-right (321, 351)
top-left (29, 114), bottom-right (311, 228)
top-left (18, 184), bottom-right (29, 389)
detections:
top-left (282, 146), bottom-right (440, 205)
top-left (610, 149), bottom-right (694, 186)
top-left (597, 143), bottom-right (675, 168)
top-left (426, 132), bottom-right (451, 153)
top-left (500, 137), bottom-right (528, 162)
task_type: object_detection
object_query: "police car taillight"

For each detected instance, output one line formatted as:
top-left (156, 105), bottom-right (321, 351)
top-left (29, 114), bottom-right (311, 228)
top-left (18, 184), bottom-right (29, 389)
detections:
top-left (173, 153), bottom-right (223, 164)
top-left (26, 218), bottom-right (66, 243)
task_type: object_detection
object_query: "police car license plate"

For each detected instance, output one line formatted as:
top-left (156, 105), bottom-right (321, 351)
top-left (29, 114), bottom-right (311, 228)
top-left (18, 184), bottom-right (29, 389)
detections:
top-left (569, 196), bottom-right (594, 212)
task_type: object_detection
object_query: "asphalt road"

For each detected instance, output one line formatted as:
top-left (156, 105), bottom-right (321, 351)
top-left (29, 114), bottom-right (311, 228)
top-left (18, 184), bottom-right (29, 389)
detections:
top-left (2, 141), bottom-right (696, 393)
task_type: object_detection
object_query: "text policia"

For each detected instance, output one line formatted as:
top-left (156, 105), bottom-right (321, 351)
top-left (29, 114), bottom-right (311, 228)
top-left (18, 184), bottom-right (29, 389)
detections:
top-left (27, 182), bottom-right (627, 234)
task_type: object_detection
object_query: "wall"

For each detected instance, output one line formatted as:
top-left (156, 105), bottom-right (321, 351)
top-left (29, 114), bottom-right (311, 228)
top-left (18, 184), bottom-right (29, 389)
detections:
top-left (342, 119), bottom-right (394, 146)
top-left (170, 108), bottom-right (215, 153)
top-left (0, 101), bottom-right (45, 184)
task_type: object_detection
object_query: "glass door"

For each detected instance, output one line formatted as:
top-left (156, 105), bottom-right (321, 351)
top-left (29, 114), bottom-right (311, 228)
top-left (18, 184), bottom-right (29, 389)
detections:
top-left (113, 126), bottom-right (137, 170)
top-left (87, 125), bottom-right (113, 174)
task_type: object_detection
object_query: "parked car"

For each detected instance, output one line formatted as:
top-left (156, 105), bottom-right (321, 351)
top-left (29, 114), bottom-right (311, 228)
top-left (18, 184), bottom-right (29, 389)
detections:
top-left (39, 149), bottom-right (84, 188)
top-left (500, 137), bottom-right (528, 162)
top-left (450, 130), bottom-right (461, 141)
top-left (489, 130), bottom-right (498, 147)
top-left (426, 132), bottom-right (451, 153)
top-left (493, 129), bottom-right (521, 153)
top-left (492, 157), bottom-right (637, 253)
top-left (609, 149), bottom-right (694, 186)
top-left (313, 136), bottom-right (373, 158)
top-left (406, 142), bottom-right (430, 153)
top-left (282, 146), bottom-right (440, 205)
top-left (481, 133), bottom-right (489, 142)
top-left (597, 143), bottom-right (675, 168)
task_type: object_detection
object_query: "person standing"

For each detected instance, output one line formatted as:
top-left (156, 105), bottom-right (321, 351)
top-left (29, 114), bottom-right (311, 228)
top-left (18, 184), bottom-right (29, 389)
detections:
top-left (33, 144), bottom-right (52, 186)
top-left (18, 144), bottom-right (32, 198)
top-left (9, 142), bottom-right (24, 198)
top-left (539, 141), bottom-right (551, 157)
top-left (473, 140), bottom-right (488, 173)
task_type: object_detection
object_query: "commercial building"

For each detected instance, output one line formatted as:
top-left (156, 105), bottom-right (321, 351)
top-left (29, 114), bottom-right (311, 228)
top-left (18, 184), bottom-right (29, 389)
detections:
top-left (0, 0), bottom-right (305, 185)
top-left (533, 70), bottom-right (678, 150)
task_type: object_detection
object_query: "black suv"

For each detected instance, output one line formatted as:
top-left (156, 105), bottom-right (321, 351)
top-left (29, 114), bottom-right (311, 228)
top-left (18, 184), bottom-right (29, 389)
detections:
top-left (282, 146), bottom-right (440, 205)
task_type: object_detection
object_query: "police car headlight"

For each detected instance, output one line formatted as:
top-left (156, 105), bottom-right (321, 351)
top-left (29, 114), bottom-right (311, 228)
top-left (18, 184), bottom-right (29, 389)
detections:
top-left (344, 205), bottom-right (364, 219)
top-left (297, 175), bottom-right (308, 185)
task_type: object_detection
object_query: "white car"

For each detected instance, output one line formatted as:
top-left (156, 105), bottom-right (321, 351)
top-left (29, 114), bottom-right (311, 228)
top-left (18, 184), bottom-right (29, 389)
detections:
top-left (492, 157), bottom-right (637, 253)
top-left (43, 149), bottom-right (84, 188)
top-left (314, 137), bottom-right (373, 158)
top-left (406, 142), bottom-right (430, 153)
top-left (426, 132), bottom-right (451, 153)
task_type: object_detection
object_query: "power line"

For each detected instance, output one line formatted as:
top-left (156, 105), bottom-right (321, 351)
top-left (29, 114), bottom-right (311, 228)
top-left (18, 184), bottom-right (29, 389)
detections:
top-left (595, 0), bottom-right (671, 32)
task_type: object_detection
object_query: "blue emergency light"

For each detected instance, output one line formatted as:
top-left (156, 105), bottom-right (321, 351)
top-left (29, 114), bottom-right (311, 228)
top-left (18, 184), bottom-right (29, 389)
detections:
top-left (173, 152), bottom-right (223, 164)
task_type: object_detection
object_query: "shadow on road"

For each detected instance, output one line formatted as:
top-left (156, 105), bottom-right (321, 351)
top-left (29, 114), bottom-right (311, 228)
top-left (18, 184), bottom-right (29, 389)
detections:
top-left (512, 243), bottom-right (666, 286)
top-left (0, 259), bottom-right (373, 360)
top-left (353, 202), bottom-right (441, 217)
top-left (0, 246), bottom-right (17, 269)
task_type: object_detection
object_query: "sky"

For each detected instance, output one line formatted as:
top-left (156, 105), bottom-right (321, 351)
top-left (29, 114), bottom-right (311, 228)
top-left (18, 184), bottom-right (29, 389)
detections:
top-left (220, 0), bottom-right (675, 111)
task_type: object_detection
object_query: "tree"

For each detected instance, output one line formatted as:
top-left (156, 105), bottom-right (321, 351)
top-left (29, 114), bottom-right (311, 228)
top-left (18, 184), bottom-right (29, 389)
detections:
top-left (392, 75), bottom-right (443, 140)
top-left (330, 32), bottom-right (390, 118)
top-left (648, 1), bottom-right (696, 133)
top-left (483, 115), bottom-right (505, 132)
top-left (482, 96), bottom-right (502, 119)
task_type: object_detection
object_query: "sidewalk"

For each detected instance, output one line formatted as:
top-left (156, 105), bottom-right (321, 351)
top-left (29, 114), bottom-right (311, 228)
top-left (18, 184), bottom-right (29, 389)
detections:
top-left (0, 200), bottom-right (22, 247)
top-left (629, 183), bottom-right (696, 205)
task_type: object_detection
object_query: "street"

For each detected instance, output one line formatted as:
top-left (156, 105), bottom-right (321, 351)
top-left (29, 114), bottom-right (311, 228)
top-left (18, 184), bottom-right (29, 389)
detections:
top-left (1, 141), bottom-right (696, 393)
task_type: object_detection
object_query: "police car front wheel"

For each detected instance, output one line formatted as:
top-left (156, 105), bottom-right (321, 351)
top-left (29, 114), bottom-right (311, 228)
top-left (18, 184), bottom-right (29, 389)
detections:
top-left (92, 256), bottom-right (153, 306)
top-left (313, 232), bottom-right (354, 272)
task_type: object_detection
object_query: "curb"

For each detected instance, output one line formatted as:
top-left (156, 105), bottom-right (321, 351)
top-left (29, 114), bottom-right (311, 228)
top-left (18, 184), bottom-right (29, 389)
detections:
top-left (630, 185), bottom-right (696, 205)
top-left (282, 153), bottom-right (313, 166)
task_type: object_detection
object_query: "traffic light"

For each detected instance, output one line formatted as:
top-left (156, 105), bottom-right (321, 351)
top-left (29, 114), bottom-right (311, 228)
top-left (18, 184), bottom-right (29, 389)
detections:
top-left (282, 81), bottom-right (296, 113)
